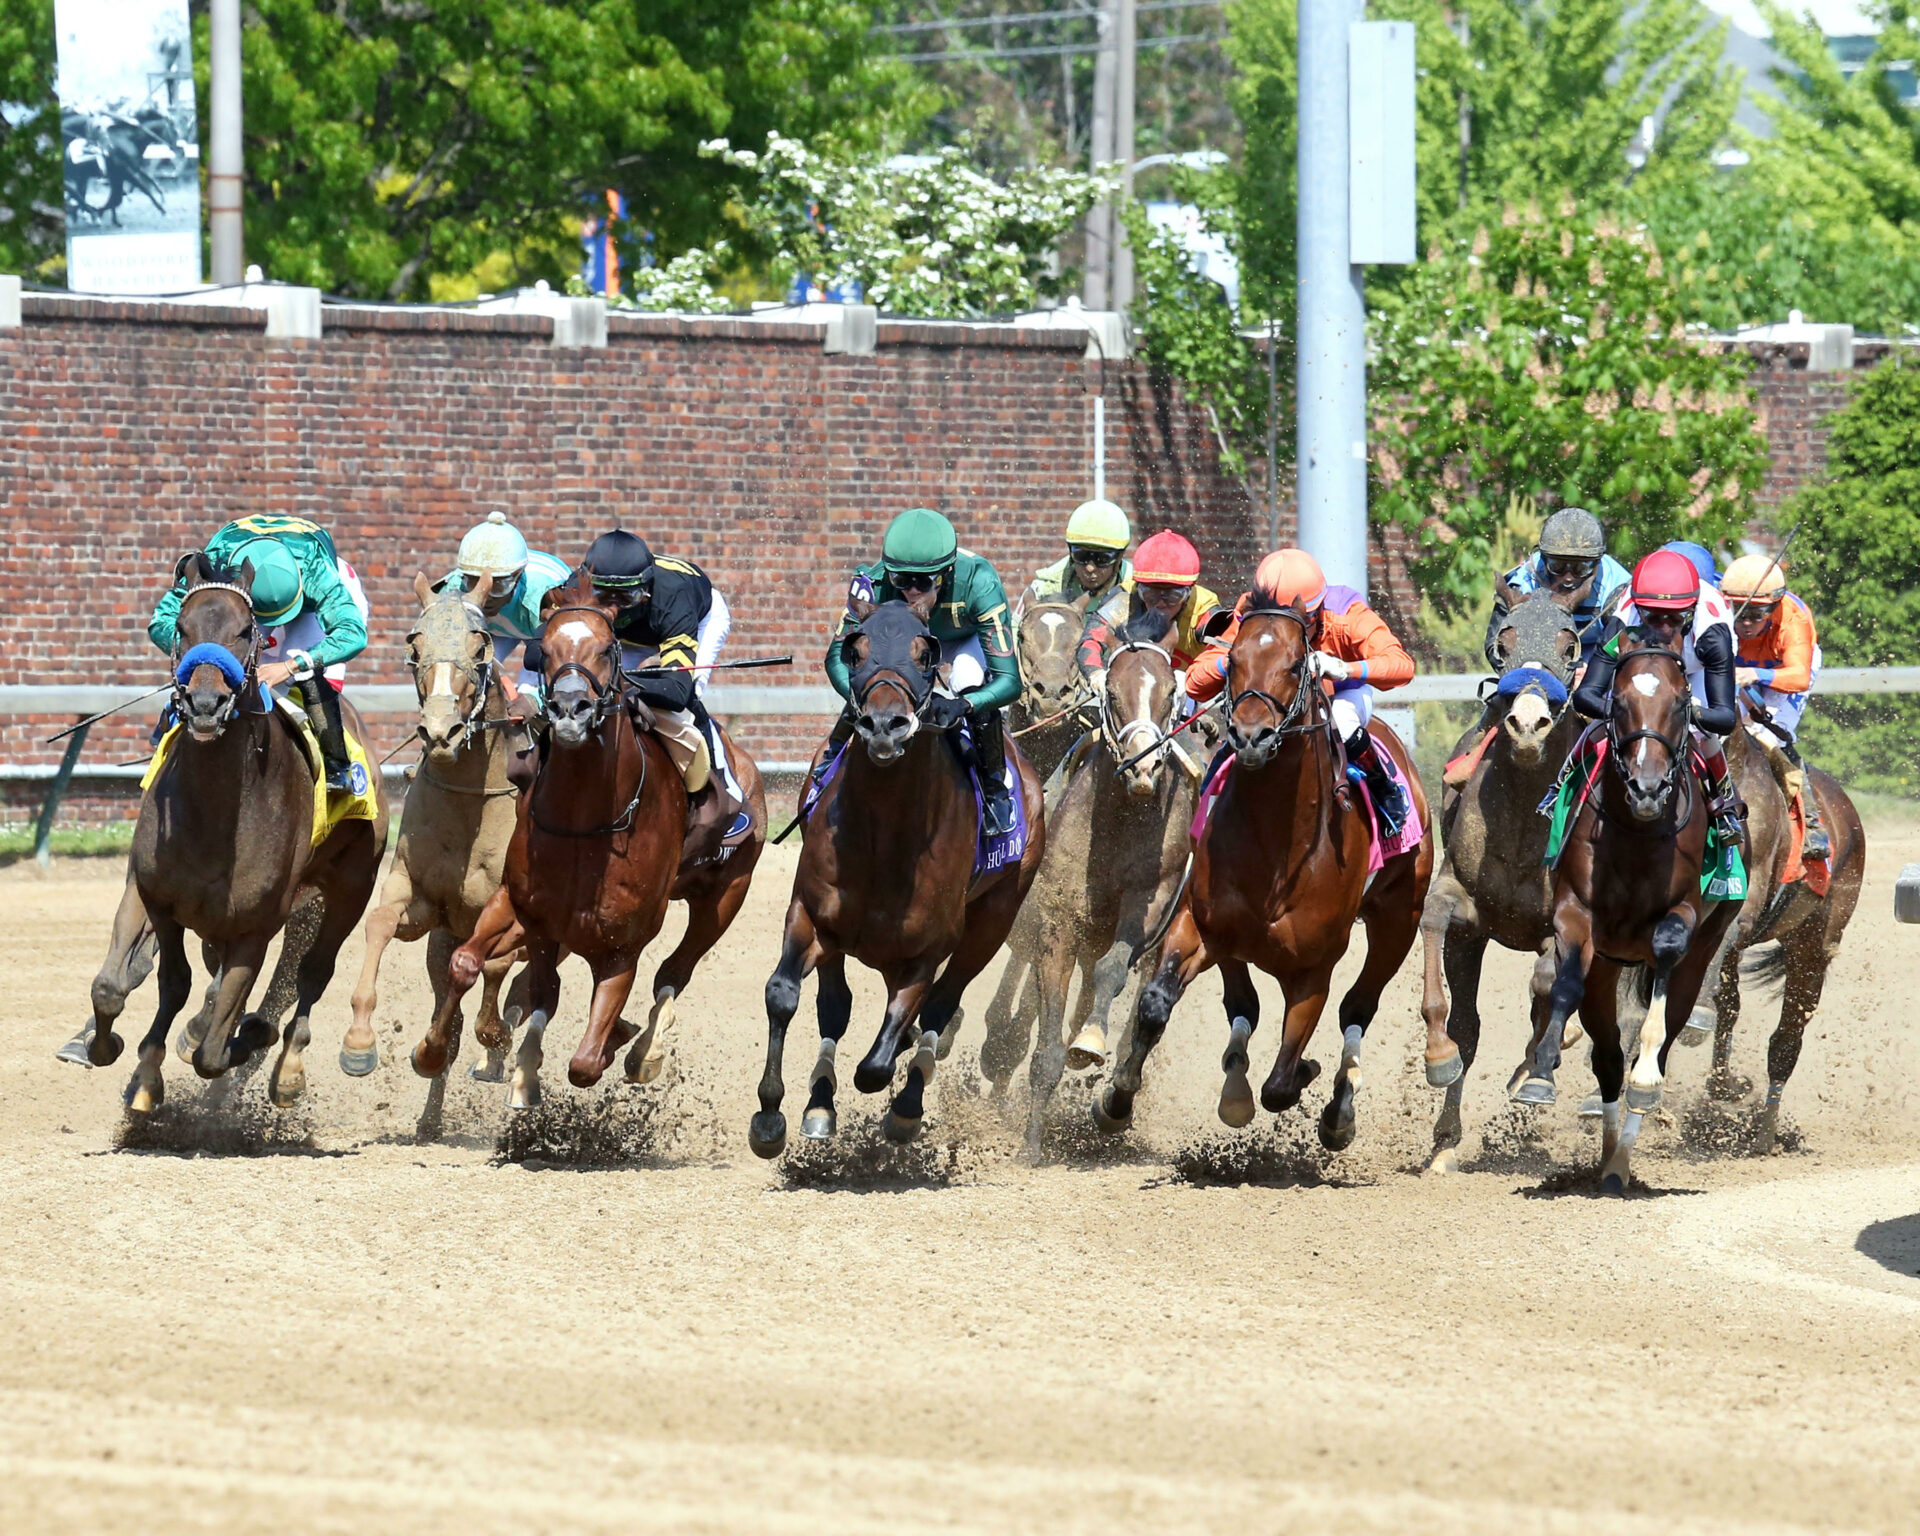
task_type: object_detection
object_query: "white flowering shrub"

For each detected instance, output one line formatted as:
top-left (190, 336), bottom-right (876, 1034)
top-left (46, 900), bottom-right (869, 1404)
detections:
top-left (698, 134), bottom-right (1109, 317)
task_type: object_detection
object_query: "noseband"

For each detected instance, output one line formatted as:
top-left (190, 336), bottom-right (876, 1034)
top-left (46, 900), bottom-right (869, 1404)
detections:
top-left (541, 603), bottom-right (624, 732)
top-left (1227, 610), bottom-right (1325, 744)
top-left (1102, 639), bottom-right (1176, 774)
top-left (170, 582), bottom-right (262, 737)
top-left (406, 595), bottom-right (498, 750)
top-left (1607, 646), bottom-right (1695, 811)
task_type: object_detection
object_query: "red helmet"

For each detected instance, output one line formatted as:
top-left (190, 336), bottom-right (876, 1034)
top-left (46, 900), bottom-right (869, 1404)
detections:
top-left (1630, 549), bottom-right (1700, 612)
top-left (1132, 529), bottom-right (1201, 586)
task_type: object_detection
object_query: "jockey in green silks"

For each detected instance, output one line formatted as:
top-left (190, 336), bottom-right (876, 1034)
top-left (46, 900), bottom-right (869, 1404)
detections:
top-left (823, 507), bottom-right (1023, 835)
top-left (149, 514), bottom-right (370, 789)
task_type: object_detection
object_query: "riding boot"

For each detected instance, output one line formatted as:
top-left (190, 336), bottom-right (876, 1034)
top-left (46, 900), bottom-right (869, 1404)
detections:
top-left (807, 704), bottom-right (858, 804)
top-left (300, 678), bottom-right (356, 792)
top-left (1346, 727), bottom-right (1408, 838)
top-left (1776, 737), bottom-right (1830, 860)
top-left (1698, 740), bottom-right (1746, 844)
top-left (973, 707), bottom-right (1017, 838)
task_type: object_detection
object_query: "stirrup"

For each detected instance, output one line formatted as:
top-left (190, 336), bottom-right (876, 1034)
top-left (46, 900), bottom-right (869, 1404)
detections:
top-left (982, 791), bottom-right (1015, 838)
top-left (324, 762), bottom-right (356, 793)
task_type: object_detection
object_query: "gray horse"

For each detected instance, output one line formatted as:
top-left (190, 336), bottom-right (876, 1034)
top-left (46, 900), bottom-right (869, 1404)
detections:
top-left (1418, 592), bottom-right (1581, 1171)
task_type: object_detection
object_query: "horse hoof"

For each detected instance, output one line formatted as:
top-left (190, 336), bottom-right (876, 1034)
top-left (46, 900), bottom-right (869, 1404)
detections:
top-left (1218, 1067), bottom-right (1256, 1129)
top-left (468, 1051), bottom-right (507, 1084)
top-left (410, 1042), bottom-right (447, 1080)
top-left (89, 1027), bottom-right (124, 1069)
top-left (338, 1045), bottom-right (380, 1077)
top-left (625, 1034), bottom-right (667, 1087)
top-left (269, 1060), bottom-right (306, 1108)
top-left (507, 1079), bottom-right (541, 1111)
top-left (883, 1109), bottom-right (923, 1143)
top-left (58, 1027), bottom-right (96, 1067)
top-left (1318, 1094), bottom-right (1357, 1152)
top-left (1679, 1005), bottom-right (1715, 1048)
top-left (801, 1106), bottom-right (836, 1141)
top-left (1510, 1075), bottom-right (1557, 1106)
top-left (1424, 1049), bottom-right (1463, 1088)
top-left (124, 1076), bottom-right (162, 1115)
top-left (229, 1014), bottom-right (278, 1067)
top-left (1065, 1024), bottom-right (1108, 1072)
top-left (1625, 1083), bottom-right (1662, 1114)
top-left (1091, 1094), bottom-right (1132, 1136)
top-left (1601, 1170), bottom-right (1628, 1196)
top-left (1426, 1146), bottom-right (1458, 1175)
top-left (1577, 1094), bottom-right (1604, 1119)
top-left (935, 1007), bottom-right (963, 1061)
top-left (748, 1111), bottom-right (788, 1160)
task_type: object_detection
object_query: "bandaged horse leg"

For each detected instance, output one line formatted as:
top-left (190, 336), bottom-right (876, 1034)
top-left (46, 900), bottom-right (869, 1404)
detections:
top-left (1627, 909), bottom-right (1696, 1110)
top-left (1216, 961), bottom-right (1261, 1128)
top-left (802, 954), bottom-right (853, 1141)
top-left (1514, 937), bottom-right (1589, 1105)
top-left (126, 914), bottom-right (193, 1114)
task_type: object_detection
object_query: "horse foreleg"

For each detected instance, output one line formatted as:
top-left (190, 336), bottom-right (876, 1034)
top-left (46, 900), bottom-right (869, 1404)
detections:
top-left (1099, 908), bottom-right (1212, 1134)
top-left (1022, 931), bottom-right (1083, 1160)
top-left (1259, 965), bottom-right (1335, 1117)
top-left (1216, 960), bottom-right (1262, 1129)
top-left (977, 957), bottom-right (1035, 1096)
top-left (414, 928), bottom-right (466, 1080)
top-left (1684, 920), bottom-right (1739, 1052)
top-left (126, 916), bottom-right (192, 1114)
top-left (802, 953), bottom-right (852, 1142)
top-left (1514, 934), bottom-right (1589, 1106)
top-left (752, 900), bottom-right (822, 1158)
top-left (1417, 892), bottom-right (1460, 1088)
top-left (194, 931), bottom-right (272, 1080)
top-left (80, 874), bottom-right (157, 1069)
top-left (1575, 956), bottom-right (1633, 1193)
top-left (344, 883), bottom-right (421, 1077)
top-left (470, 945), bottom-right (521, 1084)
top-left (568, 955), bottom-right (641, 1090)
top-left (1625, 907), bottom-right (1699, 1111)
top-left (508, 941), bottom-right (562, 1112)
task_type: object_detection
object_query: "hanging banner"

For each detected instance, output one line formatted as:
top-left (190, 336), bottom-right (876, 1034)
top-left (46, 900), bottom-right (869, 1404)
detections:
top-left (55, 0), bottom-right (202, 293)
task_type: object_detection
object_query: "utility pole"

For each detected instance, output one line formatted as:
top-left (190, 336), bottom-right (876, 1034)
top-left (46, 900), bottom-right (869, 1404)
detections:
top-left (208, 0), bottom-right (244, 285)
top-left (1111, 0), bottom-right (1137, 311)
top-left (1295, 0), bottom-right (1369, 593)
top-left (1083, 0), bottom-right (1117, 310)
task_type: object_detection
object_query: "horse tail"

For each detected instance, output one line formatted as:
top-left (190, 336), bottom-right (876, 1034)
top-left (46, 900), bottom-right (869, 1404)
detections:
top-left (1739, 940), bottom-right (1789, 994)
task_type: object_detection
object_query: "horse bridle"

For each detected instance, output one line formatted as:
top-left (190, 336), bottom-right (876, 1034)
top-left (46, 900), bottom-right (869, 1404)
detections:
top-left (1227, 609), bottom-right (1327, 744)
top-left (405, 595), bottom-right (498, 751)
top-left (170, 581), bottom-right (263, 736)
top-left (1607, 645), bottom-right (1695, 809)
top-left (1101, 638), bottom-right (1177, 773)
top-left (541, 603), bottom-right (625, 733)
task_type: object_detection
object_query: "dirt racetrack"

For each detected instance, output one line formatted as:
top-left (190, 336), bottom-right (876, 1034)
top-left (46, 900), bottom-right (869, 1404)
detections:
top-left (6, 808), bottom-right (1920, 1535)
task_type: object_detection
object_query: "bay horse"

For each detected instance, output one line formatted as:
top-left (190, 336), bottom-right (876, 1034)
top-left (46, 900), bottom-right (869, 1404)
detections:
top-left (1687, 723), bottom-right (1865, 1150)
top-left (423, 569), bottom-right (690, 1105)
top-left (749, 593), bottom-right (1044, 1156)
top-left (1512, 644), bottom-right (1745, 1192)
top-left (1419, 592), bottom-right (1583, 1170)
top-left (1012, 614), bottom-right (1198, 1157)
top-left (84, 554), bottom-right (388, 1111)
top-left (1096, 600), bottom-right (1433, 1150)
top-left (343, 573), bottom-right (526, 1084)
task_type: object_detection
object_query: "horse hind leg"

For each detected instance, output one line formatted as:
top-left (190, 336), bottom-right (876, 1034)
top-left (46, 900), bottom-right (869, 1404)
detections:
top-left (271, 885), bottom-right (369, 1107)
top-left (1759, 928), bottom-right (1834, 1153)
top-left (1022, 937), bottom-right (1083, 1159)
top-left (860, 964), bottom-right (937, 1144)
top-left (127, 918), bottom-right (193, 1115)
top-left (469, 946), bottom-right (521, 1084)
top-left (802, 954), bottom-right (852, 1142)
top-left (630, 873), bottom-right (745, 1088)
top-left (509, 946), bottom-right (563, 1112)
top-left (1101, 911), bottom-right (1212, 1135)
top-left (752, 902), bottom-right (823, 1158)
top-left (1705, 936), bottom-right (1751, 1102)
top-left (1068, 938), bottom-right (1133, 1072)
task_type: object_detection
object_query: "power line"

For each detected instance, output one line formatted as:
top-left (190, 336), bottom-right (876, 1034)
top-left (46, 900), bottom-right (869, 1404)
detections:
top-left (874, 0), bottom-right (1219, 36)
top-left (891, 30), bottom-right (1222, 63)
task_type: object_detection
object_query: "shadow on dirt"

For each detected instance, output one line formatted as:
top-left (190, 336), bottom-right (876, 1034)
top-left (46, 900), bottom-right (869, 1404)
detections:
top-left (1519, 1167), bottom-right (1705, 1199)
top-left (112, 1098), bottom-right (339, 1158)
top-left (1856, 1214), bottom-right (1920, 1278)
top-left (1160, 1121), bottom-right (1369, 1190)
top-left (777, 1121), bottom-right (987, 1191)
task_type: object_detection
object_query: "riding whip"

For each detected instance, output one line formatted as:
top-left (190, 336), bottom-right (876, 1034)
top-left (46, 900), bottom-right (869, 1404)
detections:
top-left (44, 683), bottom-right (173, 745)
top-left (623, 653), bottom-right (794, 676)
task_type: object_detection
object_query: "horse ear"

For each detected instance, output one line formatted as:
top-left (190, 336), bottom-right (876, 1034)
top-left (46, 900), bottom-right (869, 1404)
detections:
top-left (920, 635), bottom-right (943, 670)
top-left (236, 558), bottom-right (255, 594)
top-left (1070, 590), bottom-right (1091, 614)
top-left (1495, 623), bottom-right (1516, 661)
top-left (413, 570), bottom-right (435, 609)
top-left (468, 572), bottom-right (495, 608)
top-left (538, 586), bottom-right (562, 623)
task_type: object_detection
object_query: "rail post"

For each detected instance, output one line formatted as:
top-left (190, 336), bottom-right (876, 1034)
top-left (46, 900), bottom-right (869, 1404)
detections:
top-left (34, 718), bottom-right (92, 868)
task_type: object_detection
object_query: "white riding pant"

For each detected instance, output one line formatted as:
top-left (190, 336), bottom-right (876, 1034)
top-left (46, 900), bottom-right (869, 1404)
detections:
top-left (946, 634), bottom-right (988, 694)
top-left (694, 590), bottom-right (731, 698)
top-left (262, 559), bottom-right (370, 699)
top-left (1330, 684), bottom-right (1374, 740)
top-left (1744, 644), bottom-right (1820, 749)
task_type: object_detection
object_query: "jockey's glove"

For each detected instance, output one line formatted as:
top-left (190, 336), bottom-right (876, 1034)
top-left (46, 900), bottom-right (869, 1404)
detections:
top-left (1086, 667), bottom-right (1108, 699)
top-left (1310, 651), bottom-right (1351, 682)
top-left (925, 694), bottom-right (971, 731)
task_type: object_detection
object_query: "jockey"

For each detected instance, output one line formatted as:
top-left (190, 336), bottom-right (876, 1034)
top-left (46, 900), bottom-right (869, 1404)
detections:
top-left (823, 507), bottom-right (1023, 835)
top-left (1185, 548), bottom-right (1416, 835)
top-left (1721, 553), bottom-right (1830, 860)
top-left (1078, 529), bottom-right (1222, 698)
top-left (439, 512), bottom-right (571, 704)
top-left (1661, 541), bottom-right (1722, 589)
top-left (1023, 498), bottom-right (1133, 615)
top-left (1572, 548), bottom-right (1745, 841)
top-left (148, 514), bottom-right (369, 791)
top-left (581, 528), bottom-right (747, 838)
top-left (1484, 507), bottom-right (1631, 671)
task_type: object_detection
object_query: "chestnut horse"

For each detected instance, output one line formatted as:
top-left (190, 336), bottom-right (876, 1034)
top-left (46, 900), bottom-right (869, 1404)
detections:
top-left (1096, 600), bottom-right (1433, 1150)
top-left (84, 555), bottom-right (388, 1111)
top-left (749, 594), bottom-right (1044, 1156)
top-left (423, 570), bottom-right (685, 1105)
top-left (1512, 644), bottom-right (1746, 1192)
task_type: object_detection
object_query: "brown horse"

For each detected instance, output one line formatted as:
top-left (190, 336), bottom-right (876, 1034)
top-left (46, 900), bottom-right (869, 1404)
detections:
top-left (1010, 593), bottom-right (1096, 782)
top-left (1096, 601), bottom-right (1433, 1150)
top-left (1513, 645), bottom-right (1746, 1191)
top-left (1013, 618), bottom-right (1198, 1156)
top-left (424, 570), bottom-right (686, 1105)
top-left (84, 554), bottom-right (388, 1111)
top-left (343, 573), bottom-right (526, 1084)
top-left (749, 594), bottom-right (1044, 1156)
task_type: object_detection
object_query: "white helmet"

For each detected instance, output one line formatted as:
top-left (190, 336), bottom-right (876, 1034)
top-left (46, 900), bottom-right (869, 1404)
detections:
top-left (457, 511), bottom-right (529, 582)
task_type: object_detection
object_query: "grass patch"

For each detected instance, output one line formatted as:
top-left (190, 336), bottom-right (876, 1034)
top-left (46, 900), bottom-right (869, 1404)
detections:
top-left (0, 820), bottom-right (136, 866)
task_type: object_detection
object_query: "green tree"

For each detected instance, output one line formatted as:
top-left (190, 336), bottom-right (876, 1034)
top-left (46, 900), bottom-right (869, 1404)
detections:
top-left (1785, 353), bottom-right (1920, 796)
top-left (1369, 202), bottom-right (1768, 612)
top-left (0, 0), bottom-right (59, 279)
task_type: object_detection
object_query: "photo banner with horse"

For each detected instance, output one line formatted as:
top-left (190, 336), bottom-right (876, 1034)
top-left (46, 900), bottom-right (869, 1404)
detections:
top-left (55, 0), bottom-right (202, 293)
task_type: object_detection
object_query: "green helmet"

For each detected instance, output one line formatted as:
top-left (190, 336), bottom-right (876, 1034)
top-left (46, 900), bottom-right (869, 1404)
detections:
top-left (1064, 498), bottom-right (1130, 550)
top-left (234, 538), bottom-right (304, 623)
top-left (881, 507), bottom-right (959, 577)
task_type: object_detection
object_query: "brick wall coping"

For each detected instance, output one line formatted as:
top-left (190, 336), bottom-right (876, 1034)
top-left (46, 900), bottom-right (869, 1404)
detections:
top-left (20, 293), bottom-right (267, 328)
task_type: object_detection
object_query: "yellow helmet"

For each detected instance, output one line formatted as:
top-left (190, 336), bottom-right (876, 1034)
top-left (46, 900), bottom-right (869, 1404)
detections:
top-left (1064, 498), bottom-right (1131, 550)
top-left (1721, 553), bottom-right (1787, 605)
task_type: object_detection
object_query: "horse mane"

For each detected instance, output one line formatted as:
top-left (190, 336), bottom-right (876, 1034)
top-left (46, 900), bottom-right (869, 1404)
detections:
top-left (1240, 591), bottom-right (1306, 622)
top-left (1122, 607), bottom-right (1174, 646)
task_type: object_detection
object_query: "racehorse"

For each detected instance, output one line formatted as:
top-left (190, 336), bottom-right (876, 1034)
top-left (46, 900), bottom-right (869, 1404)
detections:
top-left (61, 109), bottom-right (168, 227)
top-left (1688, 724), bottom-right (1865, 1150)
top-left (83, 554), bottom-right (388, 1111)
top-left (1008, 612), bottom-right (1198, 1156)
top-left (749, 593), bottom-right (1044, 1156)
top-left (344, 574), bottom-right (526, 1084)
top-left (427, 569), bottom-right (689, 1106)
top-left (1512, 644), bottom-right (1745, 1192)
top-left (1419, 593), bottom-right (1583, 1171)
top-left (1096, 599), bottom-right (1433, 1149)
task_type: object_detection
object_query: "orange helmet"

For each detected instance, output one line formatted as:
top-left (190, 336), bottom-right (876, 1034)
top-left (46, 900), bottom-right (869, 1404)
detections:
top-left (1253, 548), bottom-right (1328, 612)
top-left (1132, 529), bottom-right (1201, 586)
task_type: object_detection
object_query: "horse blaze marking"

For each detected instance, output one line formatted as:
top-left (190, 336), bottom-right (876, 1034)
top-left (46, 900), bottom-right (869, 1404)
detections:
top-left (1039, 612), bottom-right (1066, 635)
top-left (557, 620), bottom-right (599, 646)
top-left (428, 662), bottom-right (455, 698)
top-left (1631, 673), bottom-right (1659, 697)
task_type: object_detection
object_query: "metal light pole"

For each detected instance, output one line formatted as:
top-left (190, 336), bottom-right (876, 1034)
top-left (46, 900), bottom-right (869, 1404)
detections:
top-left (1083, 0), bottom-right (1117, 309)
top-left (209, 0), bottom-right (244, 286)
top-left (1295, 0), bottom-right (1369, 593)
top-left (1111, 0), bottom-right (1138, 310)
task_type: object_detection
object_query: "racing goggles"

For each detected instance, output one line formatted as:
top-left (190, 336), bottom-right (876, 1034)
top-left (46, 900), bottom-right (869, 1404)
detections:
top-left (1069, 545), bottom-right (1122, 567)
top-left (1541, 554), bottom-right (1599, 585)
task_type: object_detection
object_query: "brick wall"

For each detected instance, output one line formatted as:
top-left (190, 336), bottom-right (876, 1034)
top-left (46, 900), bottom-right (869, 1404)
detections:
top-left (0, 301), bottom-right (1888, 825)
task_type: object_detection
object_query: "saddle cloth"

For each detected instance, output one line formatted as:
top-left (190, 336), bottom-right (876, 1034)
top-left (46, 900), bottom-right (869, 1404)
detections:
top-left (1190, 738), bottom-right (1422, 875)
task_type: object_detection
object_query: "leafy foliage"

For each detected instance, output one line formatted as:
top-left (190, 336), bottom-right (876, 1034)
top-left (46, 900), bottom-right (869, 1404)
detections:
top-left (700, 133), bottom-right (1105, 316)
top-left (1786, 353), bottom-right (1920, 795)
top-left (0, 0), bottom-right (59, 279)
top-left (1369, 203), bottom-right (1768, 612)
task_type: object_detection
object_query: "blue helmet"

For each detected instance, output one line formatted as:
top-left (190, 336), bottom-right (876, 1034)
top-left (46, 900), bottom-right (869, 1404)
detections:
top-left (1658, 541), bottom-right (1720, 586)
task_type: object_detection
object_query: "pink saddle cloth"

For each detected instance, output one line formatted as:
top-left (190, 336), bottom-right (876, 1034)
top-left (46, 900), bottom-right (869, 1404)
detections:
top-left (1190, 748), bottom-right (1422, 874)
